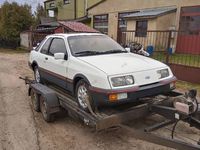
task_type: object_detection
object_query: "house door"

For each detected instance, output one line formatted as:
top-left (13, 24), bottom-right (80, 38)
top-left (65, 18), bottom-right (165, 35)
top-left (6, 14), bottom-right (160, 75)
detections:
top-left (176, 6), bottom-right (200, 55)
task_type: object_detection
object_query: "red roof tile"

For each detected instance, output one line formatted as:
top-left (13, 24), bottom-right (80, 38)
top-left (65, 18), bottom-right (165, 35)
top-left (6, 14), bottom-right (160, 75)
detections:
top-left (58, 21), bottom-right (99, 33)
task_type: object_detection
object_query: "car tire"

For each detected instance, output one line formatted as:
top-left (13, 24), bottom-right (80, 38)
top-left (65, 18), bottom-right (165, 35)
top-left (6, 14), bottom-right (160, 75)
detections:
top-left (30, 89), bottom-right (40, 112)
top-left (40, 95), bottom-right (55, 122)
top-left (34, 66), bottom-right (42, 83)
top-left (75, 80), bottom-right (95, 112)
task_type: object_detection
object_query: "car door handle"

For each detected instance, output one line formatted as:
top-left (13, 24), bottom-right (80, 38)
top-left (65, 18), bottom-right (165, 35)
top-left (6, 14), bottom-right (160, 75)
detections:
top-left (45, 57), bottom-right (48, 60)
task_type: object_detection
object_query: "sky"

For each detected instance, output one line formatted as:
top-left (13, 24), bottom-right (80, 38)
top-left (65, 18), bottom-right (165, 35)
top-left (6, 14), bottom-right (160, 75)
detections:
top-left (0, 0), bottom-right (44, 13)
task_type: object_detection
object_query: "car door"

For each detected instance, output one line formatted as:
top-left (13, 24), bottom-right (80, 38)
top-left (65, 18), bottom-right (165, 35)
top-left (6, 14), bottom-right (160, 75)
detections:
top-left (37, 37), bottom-right (53, 80)
top-left (45, 37), bottom-right (70, 91)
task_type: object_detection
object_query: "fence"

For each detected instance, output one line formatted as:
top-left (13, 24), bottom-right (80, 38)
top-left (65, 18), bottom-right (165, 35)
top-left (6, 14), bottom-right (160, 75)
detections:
top-left (31, 32), bottom-right (49, 47)
top-left (118, 30), bottom-right (200, 84)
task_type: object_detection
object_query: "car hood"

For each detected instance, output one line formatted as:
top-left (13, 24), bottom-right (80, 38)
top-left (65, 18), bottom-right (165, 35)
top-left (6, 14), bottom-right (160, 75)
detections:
top-left (77, 53), bottom-right (168, 76)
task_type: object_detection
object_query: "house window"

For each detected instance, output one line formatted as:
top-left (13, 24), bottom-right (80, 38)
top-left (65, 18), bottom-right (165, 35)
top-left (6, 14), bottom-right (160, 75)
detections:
top-left (135, 20), bottom-right (148, 37)
top-left (48, 10), bottom-right (55, 17)
top-left (93, 14), bottom-right (108, 34)
top-left (63, 0), bottom-right (70, 4)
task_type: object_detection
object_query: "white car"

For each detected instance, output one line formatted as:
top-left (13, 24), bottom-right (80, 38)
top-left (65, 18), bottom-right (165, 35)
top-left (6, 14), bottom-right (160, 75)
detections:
top-left (29, 33), bottom-right (176, 111)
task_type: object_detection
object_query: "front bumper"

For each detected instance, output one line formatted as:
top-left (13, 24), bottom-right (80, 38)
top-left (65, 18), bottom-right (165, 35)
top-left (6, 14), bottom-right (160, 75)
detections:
top-left (89, 77), bottom-right (176, 106)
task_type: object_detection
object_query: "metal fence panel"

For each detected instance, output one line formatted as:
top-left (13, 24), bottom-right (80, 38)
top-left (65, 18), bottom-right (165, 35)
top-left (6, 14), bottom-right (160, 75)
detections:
top-left (118, 30), bottom-right (200, 83)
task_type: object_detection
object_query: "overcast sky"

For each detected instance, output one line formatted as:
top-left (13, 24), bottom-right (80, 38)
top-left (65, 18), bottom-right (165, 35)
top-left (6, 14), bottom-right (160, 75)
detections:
top-left (0, 0), bottom-right (44, 13)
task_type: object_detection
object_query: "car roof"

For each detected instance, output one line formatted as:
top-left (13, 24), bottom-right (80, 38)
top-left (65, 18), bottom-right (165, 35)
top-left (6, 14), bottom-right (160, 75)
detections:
top-left (46, 33), bottom-right (104, 38)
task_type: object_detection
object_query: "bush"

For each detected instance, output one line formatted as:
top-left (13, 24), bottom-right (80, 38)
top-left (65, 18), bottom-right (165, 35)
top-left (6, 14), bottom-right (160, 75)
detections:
top-left (0, 38), bottom-right (20, 49)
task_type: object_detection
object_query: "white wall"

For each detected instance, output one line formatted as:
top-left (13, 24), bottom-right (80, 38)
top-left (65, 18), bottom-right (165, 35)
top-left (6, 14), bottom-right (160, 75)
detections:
top-left (20, 32), bottom-right (30, 48)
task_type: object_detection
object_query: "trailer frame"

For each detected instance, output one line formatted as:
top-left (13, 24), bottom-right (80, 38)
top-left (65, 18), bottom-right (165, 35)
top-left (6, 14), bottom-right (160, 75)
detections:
top-left (20, 77), bottom-right (200, 150)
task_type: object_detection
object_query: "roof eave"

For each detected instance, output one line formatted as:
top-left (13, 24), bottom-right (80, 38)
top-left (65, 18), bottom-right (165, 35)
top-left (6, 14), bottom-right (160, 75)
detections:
top-left (44, 0), bottom-right (55, 3)
top-left (124, 8), bottom-right (177, 20)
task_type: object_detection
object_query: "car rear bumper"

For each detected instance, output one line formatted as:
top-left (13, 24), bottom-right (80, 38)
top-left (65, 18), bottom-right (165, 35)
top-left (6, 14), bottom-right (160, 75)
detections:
top-left (89, 76), bottom-right (176, 106)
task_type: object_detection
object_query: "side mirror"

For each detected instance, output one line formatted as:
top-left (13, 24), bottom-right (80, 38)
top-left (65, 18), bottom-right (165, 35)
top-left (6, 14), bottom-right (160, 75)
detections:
top-left (33, 43), bottom-right (40, 51)
top-left (54, 53), bottom-right (65, 60)
top-left (125, 47), bottom-right (131, 53)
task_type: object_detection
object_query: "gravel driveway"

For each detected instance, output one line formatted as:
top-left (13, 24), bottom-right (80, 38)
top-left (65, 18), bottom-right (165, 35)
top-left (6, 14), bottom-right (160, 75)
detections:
top-left (0, 52), bottom-right (199, 150)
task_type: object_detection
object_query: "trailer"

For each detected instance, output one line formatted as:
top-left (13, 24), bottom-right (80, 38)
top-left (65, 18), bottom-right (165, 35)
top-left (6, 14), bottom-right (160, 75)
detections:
top-left (20, 77), bottom-right (200, 150)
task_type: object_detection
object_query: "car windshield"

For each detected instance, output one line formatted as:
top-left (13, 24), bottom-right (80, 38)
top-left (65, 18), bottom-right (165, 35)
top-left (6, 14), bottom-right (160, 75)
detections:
top-left (68, 35), bottom-right (127, 56)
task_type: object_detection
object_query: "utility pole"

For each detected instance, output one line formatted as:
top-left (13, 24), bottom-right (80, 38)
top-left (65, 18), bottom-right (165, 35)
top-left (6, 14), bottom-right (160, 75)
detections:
top-left (74, 0), bottom-right (77, 19)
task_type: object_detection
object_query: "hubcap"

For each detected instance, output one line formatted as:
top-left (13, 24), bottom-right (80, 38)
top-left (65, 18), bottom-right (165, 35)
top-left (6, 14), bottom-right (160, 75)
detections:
top-left (77, 85), bottom-right (89, 109)
top-left (35, 68), bottom-right (40, 83)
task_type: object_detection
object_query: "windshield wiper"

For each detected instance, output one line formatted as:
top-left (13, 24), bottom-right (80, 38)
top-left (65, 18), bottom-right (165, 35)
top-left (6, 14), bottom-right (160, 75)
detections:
top-left (75, 49), bottom-right (127, 56)
top-left (75, 51), bottom-right (101, 56)
top-left (102, 49), bottom-right (128, 54)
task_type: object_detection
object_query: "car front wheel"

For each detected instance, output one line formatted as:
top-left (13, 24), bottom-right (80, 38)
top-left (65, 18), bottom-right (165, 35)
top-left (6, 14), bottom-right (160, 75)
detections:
top-left (75, 80), bottom-right (95, 112)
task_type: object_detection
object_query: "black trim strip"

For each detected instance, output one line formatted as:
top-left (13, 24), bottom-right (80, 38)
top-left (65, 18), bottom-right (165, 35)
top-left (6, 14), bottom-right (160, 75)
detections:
top-left (39, 67), bottom-right (73, 83)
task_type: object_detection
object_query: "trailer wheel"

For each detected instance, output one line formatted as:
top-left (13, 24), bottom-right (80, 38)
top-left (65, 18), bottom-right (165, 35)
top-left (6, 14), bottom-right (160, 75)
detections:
top-left (40, 96), bottom-right (54, 122)
top-left (30, 89), bottom-right (40, 112)
top-left (75, 80), bottom-right (95, 112)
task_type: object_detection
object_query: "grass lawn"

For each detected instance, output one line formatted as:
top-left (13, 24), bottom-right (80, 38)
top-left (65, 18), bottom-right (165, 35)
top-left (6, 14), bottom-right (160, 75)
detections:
top-left (0, 47), bottom-right (29, 54)
top-left (152, 52), bottom-right (200, 67)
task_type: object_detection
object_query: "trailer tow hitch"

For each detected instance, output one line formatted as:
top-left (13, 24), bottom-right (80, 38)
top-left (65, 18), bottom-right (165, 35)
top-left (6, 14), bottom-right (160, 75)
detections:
top-left (146, 89), bottom-right (200, 147)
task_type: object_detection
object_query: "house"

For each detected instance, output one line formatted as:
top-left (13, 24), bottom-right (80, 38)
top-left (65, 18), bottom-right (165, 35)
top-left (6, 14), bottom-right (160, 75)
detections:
top-left (44, 0), bottom-right (103, 26)
top-left (87, 0), bottom-right (200, 54)
top-left (43, 0), bottom-right (200, 54)
top-left (30, 21), bottom-right (99, 47)
top-left (35, 21), bottom-right (98, 33)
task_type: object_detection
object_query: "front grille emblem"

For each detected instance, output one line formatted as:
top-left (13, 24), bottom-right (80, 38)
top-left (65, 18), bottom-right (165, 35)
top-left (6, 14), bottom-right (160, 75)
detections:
top-left (145, 76), bottom-right (150, 80)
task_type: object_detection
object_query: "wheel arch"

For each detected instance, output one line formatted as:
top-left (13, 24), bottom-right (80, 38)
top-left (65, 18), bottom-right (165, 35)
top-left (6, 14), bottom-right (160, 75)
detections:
top-left (31, 61), bottom-right (38, 71)
top-left (73, 74), bottom-right (91, 95)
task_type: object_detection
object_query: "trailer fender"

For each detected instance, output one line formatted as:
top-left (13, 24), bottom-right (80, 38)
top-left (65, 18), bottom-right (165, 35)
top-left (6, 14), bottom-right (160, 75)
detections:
top-left (29, 83), bottom-right (60, 114)
top-left (40, 92), bottom-right (60, 114)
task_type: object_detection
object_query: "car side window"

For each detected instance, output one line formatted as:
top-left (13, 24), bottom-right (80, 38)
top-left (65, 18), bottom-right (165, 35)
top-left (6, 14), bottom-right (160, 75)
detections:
top-left (40, 38), bottom-right (52, 54)
top-left (48, 38), bottom-right (67, 56)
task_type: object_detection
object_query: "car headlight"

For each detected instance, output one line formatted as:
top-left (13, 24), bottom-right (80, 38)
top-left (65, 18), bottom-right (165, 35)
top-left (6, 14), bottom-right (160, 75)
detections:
top-left (157, 69), bottom-right (169, 79)
top-left (111, 75), bottom-right (134, 87)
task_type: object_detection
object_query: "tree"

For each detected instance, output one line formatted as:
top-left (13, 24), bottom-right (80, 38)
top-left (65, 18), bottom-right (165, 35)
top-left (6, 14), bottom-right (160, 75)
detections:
top-left (34, 4), bottom-right (46, 26)
top-left (0, 1), bottom-right (34, 48)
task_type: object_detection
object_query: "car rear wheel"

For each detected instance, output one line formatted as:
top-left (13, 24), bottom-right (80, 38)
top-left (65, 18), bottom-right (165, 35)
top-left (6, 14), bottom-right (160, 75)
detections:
top-left (75, 80), bottom-right (95, 112)
top-left (34, 66), bottom-right (41, 83)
